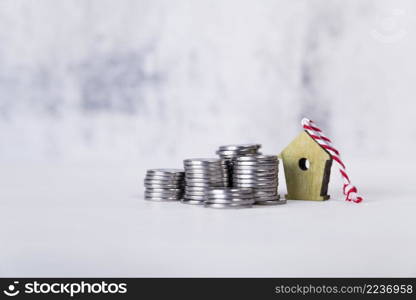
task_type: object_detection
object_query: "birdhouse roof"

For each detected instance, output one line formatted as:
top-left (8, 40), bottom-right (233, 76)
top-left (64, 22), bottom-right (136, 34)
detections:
top-left (280, 130), bottom-right (332, 161)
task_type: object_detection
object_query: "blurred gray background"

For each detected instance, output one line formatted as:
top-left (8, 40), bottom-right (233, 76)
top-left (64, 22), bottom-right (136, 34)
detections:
top-left (1, 0), bottom-right (416, 277)
top-left (0, 0), bottom-right (414, 164)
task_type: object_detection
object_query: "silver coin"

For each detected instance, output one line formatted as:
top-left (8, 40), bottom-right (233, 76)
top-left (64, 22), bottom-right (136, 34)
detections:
top-left (145, 190), bottom-right (183, 196)
top-left (233, 176), bottom-right (277, 181)
top-left (206, 195), bottom-right (254, 201)
top-left (184, 158), bottom-right (224, 165)
top-left (234, 162), bottom-right (279, 170)
top-left (186, 166), bottom-right (228, 171)
top-left (145, 187), bottom-right (183, 192)
top-left (185, 176), bottom-right (225, 181)
top-left (146, 171), bottom-right (184, 176)
top-left (181, 199), bottom-right (205, 205)
top-left (235, 161), bottom-right (277, 165)
top-left (233, 176), bottom-right (279, 183)
top-left (145, 195), bottom-right (182, 201)
top-left (254, 193), bottom-right (280, 202)
top-left (185, 181), bottom-right (225, 186)
top-left (185, 162), bottom-right (227, 167)
top-left (185, 172), bottom-right (225, 177)
top-left (185, 173), bottom-right (227, 178)
top-left (144, 179), bottom-right (184, 185)
top-left (184, 186), bottom-right (209, 191)
top-left (234, 176), bottom-right (278, 181)
top-left (144, 183), bottom-right (184, 189)
top-left (234, 183), bottom-right (277, 188)
top-left (254, 192), bottom-right (279, 198)
top-left (235, 157), bottom-right (277, 162)
top-left (207, 191), bottom-right (253, 196)
top-left (254, 190), bottom-right (279, 196)
top-left (145, 188), bottom-right (183, 194)
top-left (186, 182), bottom-right (225, 188)
top-left (235, 154), bottom-right (278, 161)
top-left (186, 174), bottom-right (227, 179)
top-left (146, 168), bottom-right (184, 175)
top-left (206, 192), bottom-right (253, 197)
top-left (184, 170), bottom-right (226, 176)
top-left (145, 176), bottom-right (184, 180)
top-left (254, 187), bottom-right (278, 192)
top-left (207, 195), bottom-right (253, 200)
top-left (145, 195), bottom-right (181, 201)
top-left (185, 186), bottom-right (210, 194)
top-left (208, 187), bottom-right (253, 194)
top-left (234, 182), bottom-right (277, 188)
top-left (234, 165), bottom-right (278, 170)
top-left (234, 172), bottom-right (277, 177)
top-left (144, 178), bottom-right (184, 184)
top-left (184, 190), bottom-right (206, 196)
top-left (235, 158), bottom-right (277, 163)
top-left (233, 168), bottom-right (278, 173)
top-left (185, 176), bottom-right (227, 181)
top-left (184, 192), bottom-right (206, 200)
top-left (184, 189), bottom-right (210, 194)
top-left (185, 182), bottom-right (216, 186)
top-left (144, 182), bottom-right (184, 188)
top-left (234, 181), bottom-right (278, 186)
top-left (144, 183), bottom-right (183, 189)
top-left (204, 203), bottom-right (252, 209)
top-left (145, 175), bottom-right (184, 182)
top-left (254, 186), bottom-right (278, 191)
top-left (233, 170), bottom-right (278, 176)
top-left (255, 199), bottom-right (286, 205)
top-left (205, 198), bottom-right (255, 205)
top-left (216, 150), bottom-right (259, 157)
top-left (184, 168), bottom-right (227, 174)
top-left (184, 189), bottom-right (208, 194)
top-left (255, 194), bottom-right (280, 201)
top-left (218, 144), bottom-right (261, 151)
top-left (217, 147), bottom-right (259, 153)
top-left (184, 197), bottom-right (206, 202)
top-left (186, 182), bottom-right (225, 187)
top-left (144, 179), bottom-right (184, 184)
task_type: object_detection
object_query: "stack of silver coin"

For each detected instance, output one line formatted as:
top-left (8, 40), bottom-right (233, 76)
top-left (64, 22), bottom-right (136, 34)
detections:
top-left (205, 188), bottom-right (255, 209)
top-left (144, 169), bottom-right (185, 201)
top-left (216, 144), bottom-right (262, 186)
top-left (233, 155), bottom-right (286, 205)
top-left (182, 158), bottom-right (228, 205)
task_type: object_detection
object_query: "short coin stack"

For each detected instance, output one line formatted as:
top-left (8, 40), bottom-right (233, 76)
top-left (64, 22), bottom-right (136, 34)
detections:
top-left (144, 169), bottom-right (185, 201)
top-left (205, 188), bottom-right (255, 209)
top-left (233, 155), bottom-right (286, 205)
top-left (216, 144), bottom-right (262, 186)
top-left (182, 158), bottom-right (228, 205)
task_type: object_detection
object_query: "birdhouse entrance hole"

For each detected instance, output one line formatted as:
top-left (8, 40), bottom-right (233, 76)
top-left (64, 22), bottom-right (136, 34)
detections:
top-left (298, 158), bottom-right (310, 171)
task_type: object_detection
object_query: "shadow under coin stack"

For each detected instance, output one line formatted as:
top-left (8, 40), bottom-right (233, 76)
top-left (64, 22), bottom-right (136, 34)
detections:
top-left (144, 169), bottom-right (185, 201)
top-left (182, 158), bottom-right (228, 205)
top-left (216, 144), bottom-right (262, 186)
top-left (233, 155), bottom-right (286, 205)
top-left (205, 188), bottom-right (255, 209)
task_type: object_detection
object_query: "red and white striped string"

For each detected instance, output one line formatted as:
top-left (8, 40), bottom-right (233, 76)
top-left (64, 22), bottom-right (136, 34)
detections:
top-left (301, 118), bottom-right (363, 203)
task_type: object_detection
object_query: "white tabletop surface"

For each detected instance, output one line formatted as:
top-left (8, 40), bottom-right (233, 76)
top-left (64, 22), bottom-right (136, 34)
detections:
top-left (1, 159), bottom-right (415, 277)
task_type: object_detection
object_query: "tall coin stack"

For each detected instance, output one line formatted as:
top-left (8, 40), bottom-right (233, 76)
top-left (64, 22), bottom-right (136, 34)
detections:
top-left (233, 155), bottom-right (286, 205)
top-left (182, 158), bottom-right (228, 205)
top-left (205, 188), bottom-right (255, 209)
top-left (216, 144), bottom-right (262, 186)
top-left (144, 169), bottom-right (185, 201)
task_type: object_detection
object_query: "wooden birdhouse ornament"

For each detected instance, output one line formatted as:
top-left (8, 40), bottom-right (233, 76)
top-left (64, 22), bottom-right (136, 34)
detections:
top-left (280, 131), bottom-right (332, 201)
